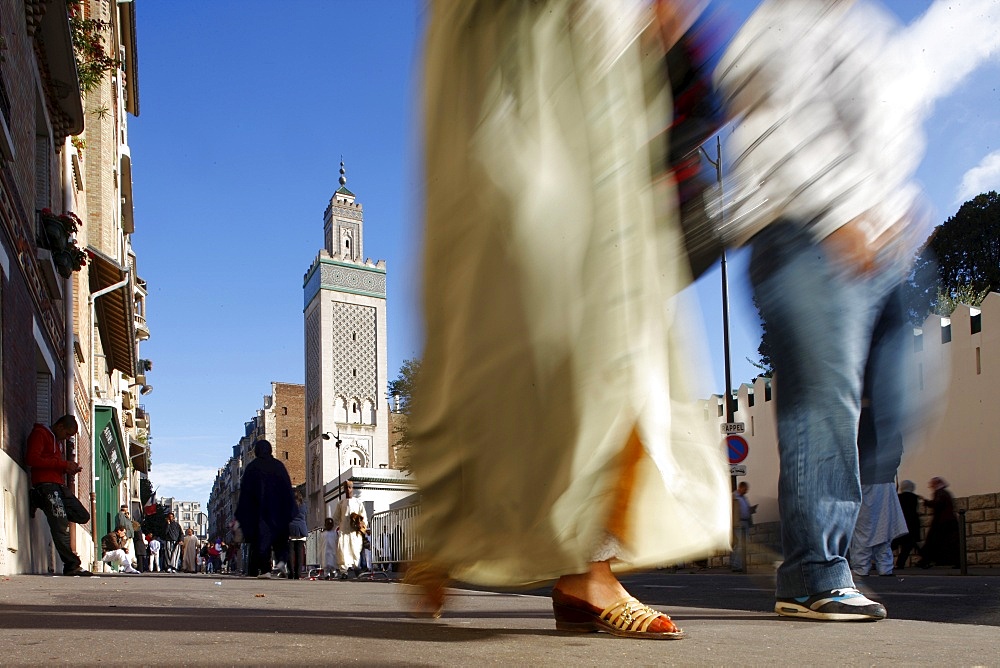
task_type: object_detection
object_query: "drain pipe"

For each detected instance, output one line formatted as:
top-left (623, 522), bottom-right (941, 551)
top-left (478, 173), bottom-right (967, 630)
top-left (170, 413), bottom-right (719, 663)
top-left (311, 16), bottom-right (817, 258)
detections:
top-left (61, 143), bottom-right (79, 561)
top-left (88, 273), bottom-right (130, 569)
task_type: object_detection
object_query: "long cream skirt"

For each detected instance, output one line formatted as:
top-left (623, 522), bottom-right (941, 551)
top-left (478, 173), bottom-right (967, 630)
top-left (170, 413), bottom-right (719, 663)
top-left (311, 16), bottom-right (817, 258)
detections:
top-left (410, 0), bottom-right (731, 587)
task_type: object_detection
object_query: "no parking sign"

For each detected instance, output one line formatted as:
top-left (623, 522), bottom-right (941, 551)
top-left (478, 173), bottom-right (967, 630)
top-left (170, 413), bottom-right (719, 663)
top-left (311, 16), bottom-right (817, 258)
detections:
top-left (727, 434), bottom-right (749, 464)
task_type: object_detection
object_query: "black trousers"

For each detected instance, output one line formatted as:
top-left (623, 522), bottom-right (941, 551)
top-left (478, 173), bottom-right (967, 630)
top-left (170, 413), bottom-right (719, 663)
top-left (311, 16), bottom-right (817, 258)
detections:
top-left (289, 539), bottom-right (306, 579)
top-left (33, 483), bottom-right (82, 573)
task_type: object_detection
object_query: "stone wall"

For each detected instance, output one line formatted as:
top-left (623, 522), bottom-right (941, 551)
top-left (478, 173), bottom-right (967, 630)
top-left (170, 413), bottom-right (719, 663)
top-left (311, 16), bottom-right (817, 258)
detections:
top-left (953, 493), bottom-right (999, 568)
top-left (708, 491), bottom-right (1000, 570)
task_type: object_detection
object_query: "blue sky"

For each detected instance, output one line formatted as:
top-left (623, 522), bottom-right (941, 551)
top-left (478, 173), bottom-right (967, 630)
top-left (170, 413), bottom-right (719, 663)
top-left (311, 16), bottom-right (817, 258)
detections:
top-left (128, 1), bottom-right (1000, 509)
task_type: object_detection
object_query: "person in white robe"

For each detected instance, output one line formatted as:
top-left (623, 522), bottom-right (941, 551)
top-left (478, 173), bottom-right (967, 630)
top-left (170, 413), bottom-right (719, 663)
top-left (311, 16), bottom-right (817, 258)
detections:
top-left (332, 481), bottom-right (365, 578)
top-left (408, 0), bottom-right (731, 638)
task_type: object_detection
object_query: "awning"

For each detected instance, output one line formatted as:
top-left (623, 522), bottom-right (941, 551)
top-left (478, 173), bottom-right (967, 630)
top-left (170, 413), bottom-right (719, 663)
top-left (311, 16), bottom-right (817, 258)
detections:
top-left (88, 248), bottom-right (136, 376)
top-left (129, 436), bottom-right (150, 474)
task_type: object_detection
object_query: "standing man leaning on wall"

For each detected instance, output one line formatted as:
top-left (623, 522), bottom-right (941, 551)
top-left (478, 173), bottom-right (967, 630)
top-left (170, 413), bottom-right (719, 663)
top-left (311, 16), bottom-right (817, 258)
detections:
top-left (26, 415), bottom-right (93, 576)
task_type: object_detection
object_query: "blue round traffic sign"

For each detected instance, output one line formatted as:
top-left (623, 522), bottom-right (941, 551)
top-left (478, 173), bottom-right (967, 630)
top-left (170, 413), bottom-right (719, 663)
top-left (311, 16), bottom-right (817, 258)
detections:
top-left (727, 435), bottom-right (749, 464)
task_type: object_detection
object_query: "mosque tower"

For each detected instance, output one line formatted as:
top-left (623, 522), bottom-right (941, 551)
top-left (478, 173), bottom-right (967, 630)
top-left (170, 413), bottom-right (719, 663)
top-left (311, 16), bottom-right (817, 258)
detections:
top-left (302, 161), bottom-right (389, 527)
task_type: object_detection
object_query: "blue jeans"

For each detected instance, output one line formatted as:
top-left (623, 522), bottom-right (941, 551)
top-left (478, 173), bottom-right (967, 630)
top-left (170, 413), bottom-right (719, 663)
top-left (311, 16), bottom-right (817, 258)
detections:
top-left (749, 222), bottom-right (908, 598)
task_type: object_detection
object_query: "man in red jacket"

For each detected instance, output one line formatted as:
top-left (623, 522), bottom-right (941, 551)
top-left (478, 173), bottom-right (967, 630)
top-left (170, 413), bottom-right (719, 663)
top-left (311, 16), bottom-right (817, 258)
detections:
top-left (26, 415), bottom-right (92, 576)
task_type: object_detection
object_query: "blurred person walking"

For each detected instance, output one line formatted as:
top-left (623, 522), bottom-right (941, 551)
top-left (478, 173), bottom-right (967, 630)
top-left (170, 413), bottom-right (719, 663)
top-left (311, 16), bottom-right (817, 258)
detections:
top-left (235, 439), bottom-right (296, 578)
top-left (716, 0), bottom-right (932, 621)
top-left (918, 477), bottom-right (960, 569)
top-left (731, 482), bottom-right (756, 572)
top-left (407, 0), bottom-right (731, 639)
top-left (893, 480), bottom-right (922, 569)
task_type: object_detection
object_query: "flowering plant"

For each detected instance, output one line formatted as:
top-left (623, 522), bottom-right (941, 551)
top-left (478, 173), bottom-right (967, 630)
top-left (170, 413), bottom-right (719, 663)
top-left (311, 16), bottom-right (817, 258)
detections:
top-left (38, 209), bottom-right (87, 277)
top-left (67, 1), bottom-right (119, 94)
top-left (56, 244), bottom-right (88, 278)
top-left (40, 208), bottom-right (83, 235)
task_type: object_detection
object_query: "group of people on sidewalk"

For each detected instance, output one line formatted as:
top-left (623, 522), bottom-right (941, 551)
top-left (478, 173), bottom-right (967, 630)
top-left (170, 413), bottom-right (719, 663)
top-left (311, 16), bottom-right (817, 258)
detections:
top-left (233, 440), bottom-right (371, 581)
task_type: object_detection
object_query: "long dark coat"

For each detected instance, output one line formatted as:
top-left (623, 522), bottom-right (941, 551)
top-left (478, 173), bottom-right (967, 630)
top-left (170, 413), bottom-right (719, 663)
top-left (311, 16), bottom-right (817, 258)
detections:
top-left (234, 453), bottom-right (296, 547)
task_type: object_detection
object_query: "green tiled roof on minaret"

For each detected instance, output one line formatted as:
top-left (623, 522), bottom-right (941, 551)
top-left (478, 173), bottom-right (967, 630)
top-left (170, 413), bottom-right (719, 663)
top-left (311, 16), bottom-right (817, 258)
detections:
top-left (336, 159), bottom-right (355, 197)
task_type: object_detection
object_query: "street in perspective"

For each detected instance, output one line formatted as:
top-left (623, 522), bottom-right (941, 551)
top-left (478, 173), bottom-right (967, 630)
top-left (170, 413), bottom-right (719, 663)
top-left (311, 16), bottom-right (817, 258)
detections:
top-left (0, 569), bottom-right (997, 666)
top-left (3, 1), bottom-right (1000, 666)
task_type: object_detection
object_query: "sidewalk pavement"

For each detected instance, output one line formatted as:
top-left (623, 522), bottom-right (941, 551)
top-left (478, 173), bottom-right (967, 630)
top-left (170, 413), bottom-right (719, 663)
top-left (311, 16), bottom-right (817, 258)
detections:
top-left (0, 571), bottom-right (996, 666)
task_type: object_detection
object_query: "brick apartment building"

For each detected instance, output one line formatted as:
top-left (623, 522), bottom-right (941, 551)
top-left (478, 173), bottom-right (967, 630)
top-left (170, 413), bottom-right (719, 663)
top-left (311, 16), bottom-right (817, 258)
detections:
top-left (208, 382), bottom-right (305, 540)
top-left (0, 0), bottom-right (151, 575)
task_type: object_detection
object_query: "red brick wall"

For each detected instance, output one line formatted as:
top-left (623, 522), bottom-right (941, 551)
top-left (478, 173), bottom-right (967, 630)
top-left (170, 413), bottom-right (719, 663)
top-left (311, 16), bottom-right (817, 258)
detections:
top-left (273, 383), bottom-right (306, 487)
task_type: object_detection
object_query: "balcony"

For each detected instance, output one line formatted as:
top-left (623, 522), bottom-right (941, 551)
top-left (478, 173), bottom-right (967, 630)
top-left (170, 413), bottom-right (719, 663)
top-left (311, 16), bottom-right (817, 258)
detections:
top-left (135, 313), bottom-right (150, 341)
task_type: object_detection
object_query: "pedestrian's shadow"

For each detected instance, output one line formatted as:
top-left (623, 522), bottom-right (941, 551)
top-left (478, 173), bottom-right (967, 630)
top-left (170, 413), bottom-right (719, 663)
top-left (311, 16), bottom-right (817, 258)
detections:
top-left (0, 603), bottom-right (560, 642)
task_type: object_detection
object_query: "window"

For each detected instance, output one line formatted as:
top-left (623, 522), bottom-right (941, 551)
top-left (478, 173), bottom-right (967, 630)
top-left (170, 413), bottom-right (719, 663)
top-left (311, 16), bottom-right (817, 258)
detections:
top-left (282, 429), bottom-right (288, 437)
top-left (283, 451), bottom-right (289, 460)
top-left (976, 347), bottom-right (982, 375)
top-left (35, 372), bottom-right (52, 426)
top-left (282, 406), bottom-right (287, 415)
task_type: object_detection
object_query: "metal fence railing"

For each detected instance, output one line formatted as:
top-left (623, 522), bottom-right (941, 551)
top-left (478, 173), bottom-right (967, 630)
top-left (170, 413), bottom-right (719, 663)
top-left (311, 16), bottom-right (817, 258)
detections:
top-left (369, 504), bottom-right (421, 569)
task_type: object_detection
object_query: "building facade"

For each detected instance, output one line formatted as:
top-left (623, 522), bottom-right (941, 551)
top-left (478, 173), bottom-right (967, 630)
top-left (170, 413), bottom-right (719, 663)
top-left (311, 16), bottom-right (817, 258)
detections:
top-left (0, 0), bottom-right (150, 575)
top-left (159, 497), bottom-right (207, 538)
top-left (303, 163), bottom-right (391, 530)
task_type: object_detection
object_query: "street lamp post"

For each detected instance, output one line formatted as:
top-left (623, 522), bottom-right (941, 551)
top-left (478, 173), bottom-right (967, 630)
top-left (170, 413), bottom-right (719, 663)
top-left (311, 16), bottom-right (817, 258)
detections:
top-left (322, 430), bottom-right (342, 498)
top-left (700, 136), bottom-right (736, 493)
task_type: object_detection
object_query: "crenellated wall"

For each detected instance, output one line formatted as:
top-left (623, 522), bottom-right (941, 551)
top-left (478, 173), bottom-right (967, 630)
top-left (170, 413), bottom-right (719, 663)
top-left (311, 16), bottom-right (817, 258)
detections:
top-left (704, 292), bottom-right (1000, 568)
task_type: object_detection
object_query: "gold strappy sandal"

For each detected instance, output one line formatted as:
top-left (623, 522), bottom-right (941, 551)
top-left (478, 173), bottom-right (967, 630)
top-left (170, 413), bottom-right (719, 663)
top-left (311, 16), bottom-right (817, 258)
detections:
top-left (552, 589), bottom-right (685, 640)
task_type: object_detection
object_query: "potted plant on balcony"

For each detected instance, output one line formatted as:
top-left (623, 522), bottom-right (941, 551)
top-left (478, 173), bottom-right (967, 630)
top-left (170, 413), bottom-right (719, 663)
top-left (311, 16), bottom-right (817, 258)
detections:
top-left (38, 208), bottom-right (82, 249)
top-left (53, 244), bottom-right (88, 278)
top-left (39, 209), bottom-right (87, 278)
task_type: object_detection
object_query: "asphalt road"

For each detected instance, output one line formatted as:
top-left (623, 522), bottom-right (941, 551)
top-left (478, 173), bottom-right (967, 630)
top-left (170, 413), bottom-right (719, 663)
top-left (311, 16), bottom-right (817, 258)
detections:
top-left (0, 569), bottom-right (996, 666)
top-left (592, 568), bottom-right (1000, 627)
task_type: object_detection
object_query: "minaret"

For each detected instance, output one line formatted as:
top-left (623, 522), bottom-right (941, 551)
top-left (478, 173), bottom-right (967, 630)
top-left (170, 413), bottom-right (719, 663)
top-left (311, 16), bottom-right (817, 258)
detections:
top-left (303, 161), bottom-right (389, 528)
top-left (323, 160), bottom-right (363, 261)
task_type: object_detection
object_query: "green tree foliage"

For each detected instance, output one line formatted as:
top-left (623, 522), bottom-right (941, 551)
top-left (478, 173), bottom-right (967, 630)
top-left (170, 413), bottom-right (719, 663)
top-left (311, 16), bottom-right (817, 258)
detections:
top-left (748, 295), bottom-right (773, 380)
top-left (388, 358), bottom-right (421, 472)
top-left (909, 191), bottom-right (1000, 321)
top-left (387, 358), bottom-right (421, 414)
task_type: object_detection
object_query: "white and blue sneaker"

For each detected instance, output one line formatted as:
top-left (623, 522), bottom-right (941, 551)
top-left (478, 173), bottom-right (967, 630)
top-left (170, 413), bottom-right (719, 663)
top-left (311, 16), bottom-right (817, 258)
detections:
top-left (775, 587), bottom-right (886, 621)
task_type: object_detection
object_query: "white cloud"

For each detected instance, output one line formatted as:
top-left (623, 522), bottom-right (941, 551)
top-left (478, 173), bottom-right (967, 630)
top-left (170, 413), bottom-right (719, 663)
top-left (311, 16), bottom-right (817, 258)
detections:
top-left (890, 0), bottom-right (1000, 114)
top-left (956, 149), bottom-right (1000, 203)
top-left (148, 462), bottom-right (219, 505)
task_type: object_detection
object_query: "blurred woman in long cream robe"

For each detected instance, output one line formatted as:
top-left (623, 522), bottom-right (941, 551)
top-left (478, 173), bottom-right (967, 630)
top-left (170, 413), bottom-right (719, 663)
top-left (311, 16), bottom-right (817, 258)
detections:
top-left (409, 0), bottom-right (731, 637)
